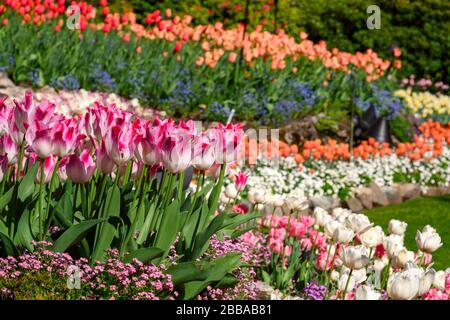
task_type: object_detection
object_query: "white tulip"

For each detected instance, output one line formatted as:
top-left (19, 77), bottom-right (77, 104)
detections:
top-left (248, 189), bottom-right (266, 204)
top-left (416, 225), bottom-right (443, 253)
top-left (325, 220), bottom-right (342, 238)
top-left (332, 208), bottom-right (352, 220)
top-left (355, 285), bottom-right (381, 300)
top-left (255, 203), bottom-right (265, 211)
top-left (313, 207), bottom-right (332, 227)
top-left (342, 246), bottom-right (369, 270)
top-left (360, 226), bottom-right (384, 248)
top-left (383, 234), bottom-right (404, 257)
top-left (333, 208), bottom-right (352, 223)
top-left (288, 189), bottom-right (308, 206)
top-left (402, 262), bottom-right (436, 297)
top-left (388, 219), bottom-right (408, 236)
top-left (373, 259), bottom-right (387, 273)
top-left (338, 274), bottom-right (356, 292)
top-left (392, 248), bottom-right (415, 269)
top-left (387, 271), bottom-right (420, 300)
top-left (220, 193), bottom-right (230, 204)
top-left (332, 225), bottom-right (355, 244)
top-left (345, 213), bottom-right (372, 234)
top-left (330, 270), bottom-right (340, 282)
top-left (418, 268), bottom-right (435, 296)
top-left (224, 184), bottom-right (238, 199)
top-left (341, 266), bottom-right (367, 284)
top-left (433, 270), bottom-right (447, 291)
top-left (284, 196), bottom-right (308, 211)
top-left (270, 194), bottom-right (285, 207)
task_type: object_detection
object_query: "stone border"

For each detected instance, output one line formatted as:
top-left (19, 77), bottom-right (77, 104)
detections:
top-left (306, 183), bottom-right (450, 213)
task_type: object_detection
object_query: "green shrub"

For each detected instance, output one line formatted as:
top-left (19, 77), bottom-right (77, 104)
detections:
top-left (113, 0), bottom-right (450, 82)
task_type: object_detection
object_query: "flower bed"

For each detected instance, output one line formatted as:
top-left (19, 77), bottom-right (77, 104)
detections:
top-left (0, 92), bottom-right (262, 300)
top-left (240, 208), bottom-right (450, 300)
top-left (0, 91), bottom-right (448, 300)
top-left (235, 120), bottom-right (450, 206)
top-left (0, 236), bottom-right (259, 300)
top-left (0, 1), bottom-right (404, 127)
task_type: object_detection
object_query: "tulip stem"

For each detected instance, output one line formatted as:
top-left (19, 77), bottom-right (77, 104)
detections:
top-left (0, 166), bottom-right (10, 197)
top-left (131, 166), bottom-right (147, 214)
top-left (419, 252), bottom-right (425, 266)
top-left (80, 183), bottom-right (88, 218)
top-left (43, 158), bottom-right (60, 234)
top-left (341, 269), bottom-right (353, 300)
top-left (381, 258), bottom-right (391, 290)
top-left (16, 140), bottom-right (25, 182)
top-left (38, 159), bottom-right (46, 240)
top-left (208, 163), bottom-right (226, 217)
top-left (122, 160), bottom-right (133, 186)
top-left (323, 239), bottom-right (334, 282)
top-left (73, 183), bottom-right (79, 215)
top-left (326, 244), bottom-right (339, 288)
top-left (176, 171), bottom-right (185, 202)
top-left (187, 171), bottom-right (204, 217)
top-left (95, 174), bottom-right (108, 213)
top-left (120, 166), bottom-right (149, 257)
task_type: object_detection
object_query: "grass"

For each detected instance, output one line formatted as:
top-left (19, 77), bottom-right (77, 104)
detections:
top-left (364, 195), bottom-right (450, 270)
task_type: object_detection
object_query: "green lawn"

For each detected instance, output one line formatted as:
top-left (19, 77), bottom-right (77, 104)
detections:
top-left (364, 195), bottom-right (450, 270)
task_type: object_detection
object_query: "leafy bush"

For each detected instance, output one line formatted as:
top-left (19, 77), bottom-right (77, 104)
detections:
top-left (115, 0), bottom-right (450, 82)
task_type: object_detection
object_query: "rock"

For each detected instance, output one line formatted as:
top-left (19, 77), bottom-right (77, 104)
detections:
top-left (255, 281), bottom-right (275, 300)
top-left (369, 182), bottom-right (389, 207)
top-left (356, 187), bottom-right (373, 209)
top-left (423, 186), bottom-right (449, 197)
top-left (310, 196), bottom-right (341, 212)
top-left (280, 115), bottom-right (320, 146)
top-left (0, 74), bottom-right (15, 88)
top-left (345, 197), bottom-right (364, 212)
top-left (381, 186), bottom-right (402, 205)
top-left (398, 183), bottom-right (421, 200)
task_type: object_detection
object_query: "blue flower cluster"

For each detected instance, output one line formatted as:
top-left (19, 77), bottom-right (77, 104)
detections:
top-left (127, 70), bottom-right (147, 100)
top-left (0, 54), bottom-right (14, 73)
top-left (51, 74), bottom-right (80, 91)
top-left (355, 85), bottom-right (404, 120)
top-left (209, 101), bottom-right (232, 121)
top-left (272, 80), bottom-right (319, 125)
top-left (90, 64), bottom-right (117, 91)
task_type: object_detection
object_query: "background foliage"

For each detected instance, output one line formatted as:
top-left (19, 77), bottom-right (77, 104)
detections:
top-left (107, 0), bottom-right (450, 82)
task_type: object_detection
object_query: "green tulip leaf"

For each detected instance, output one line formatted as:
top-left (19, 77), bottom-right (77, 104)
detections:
top-left (52, 218), bottom-right (105, 253)
top-left (123, 247), bottom-right (164, 264)
top-left (18, 162), bottom-right (39, 202)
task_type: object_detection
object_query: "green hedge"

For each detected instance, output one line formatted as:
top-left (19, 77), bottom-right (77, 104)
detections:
top-left (109, 0), bottom-right (450, 82)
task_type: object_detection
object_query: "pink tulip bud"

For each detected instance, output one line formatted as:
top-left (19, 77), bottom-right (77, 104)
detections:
top-left (52, 120), bottom-right (81, 157)
top-left (234, 171), bottom-right (249, 192)
top-left (105, 124), bottom-right (135, 166)
top-left (35, 155), bottom-right (57, 184)
top-left (66, 149), bottom-right (96, 184)
top-left (96, 140), bottom-right (115, 174)
top-left (135, 125), bottom-right (163, 166)
top-left (26, 123), bottom-right (53, 159)
top-left (0, 155), bottom-right (8, 182)
top-left (161, 130), bottom-right (192, 173)
top-left (192, 134), bottom-right (216, 171)
top-left (0, 134), bottom-right (18, 164)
